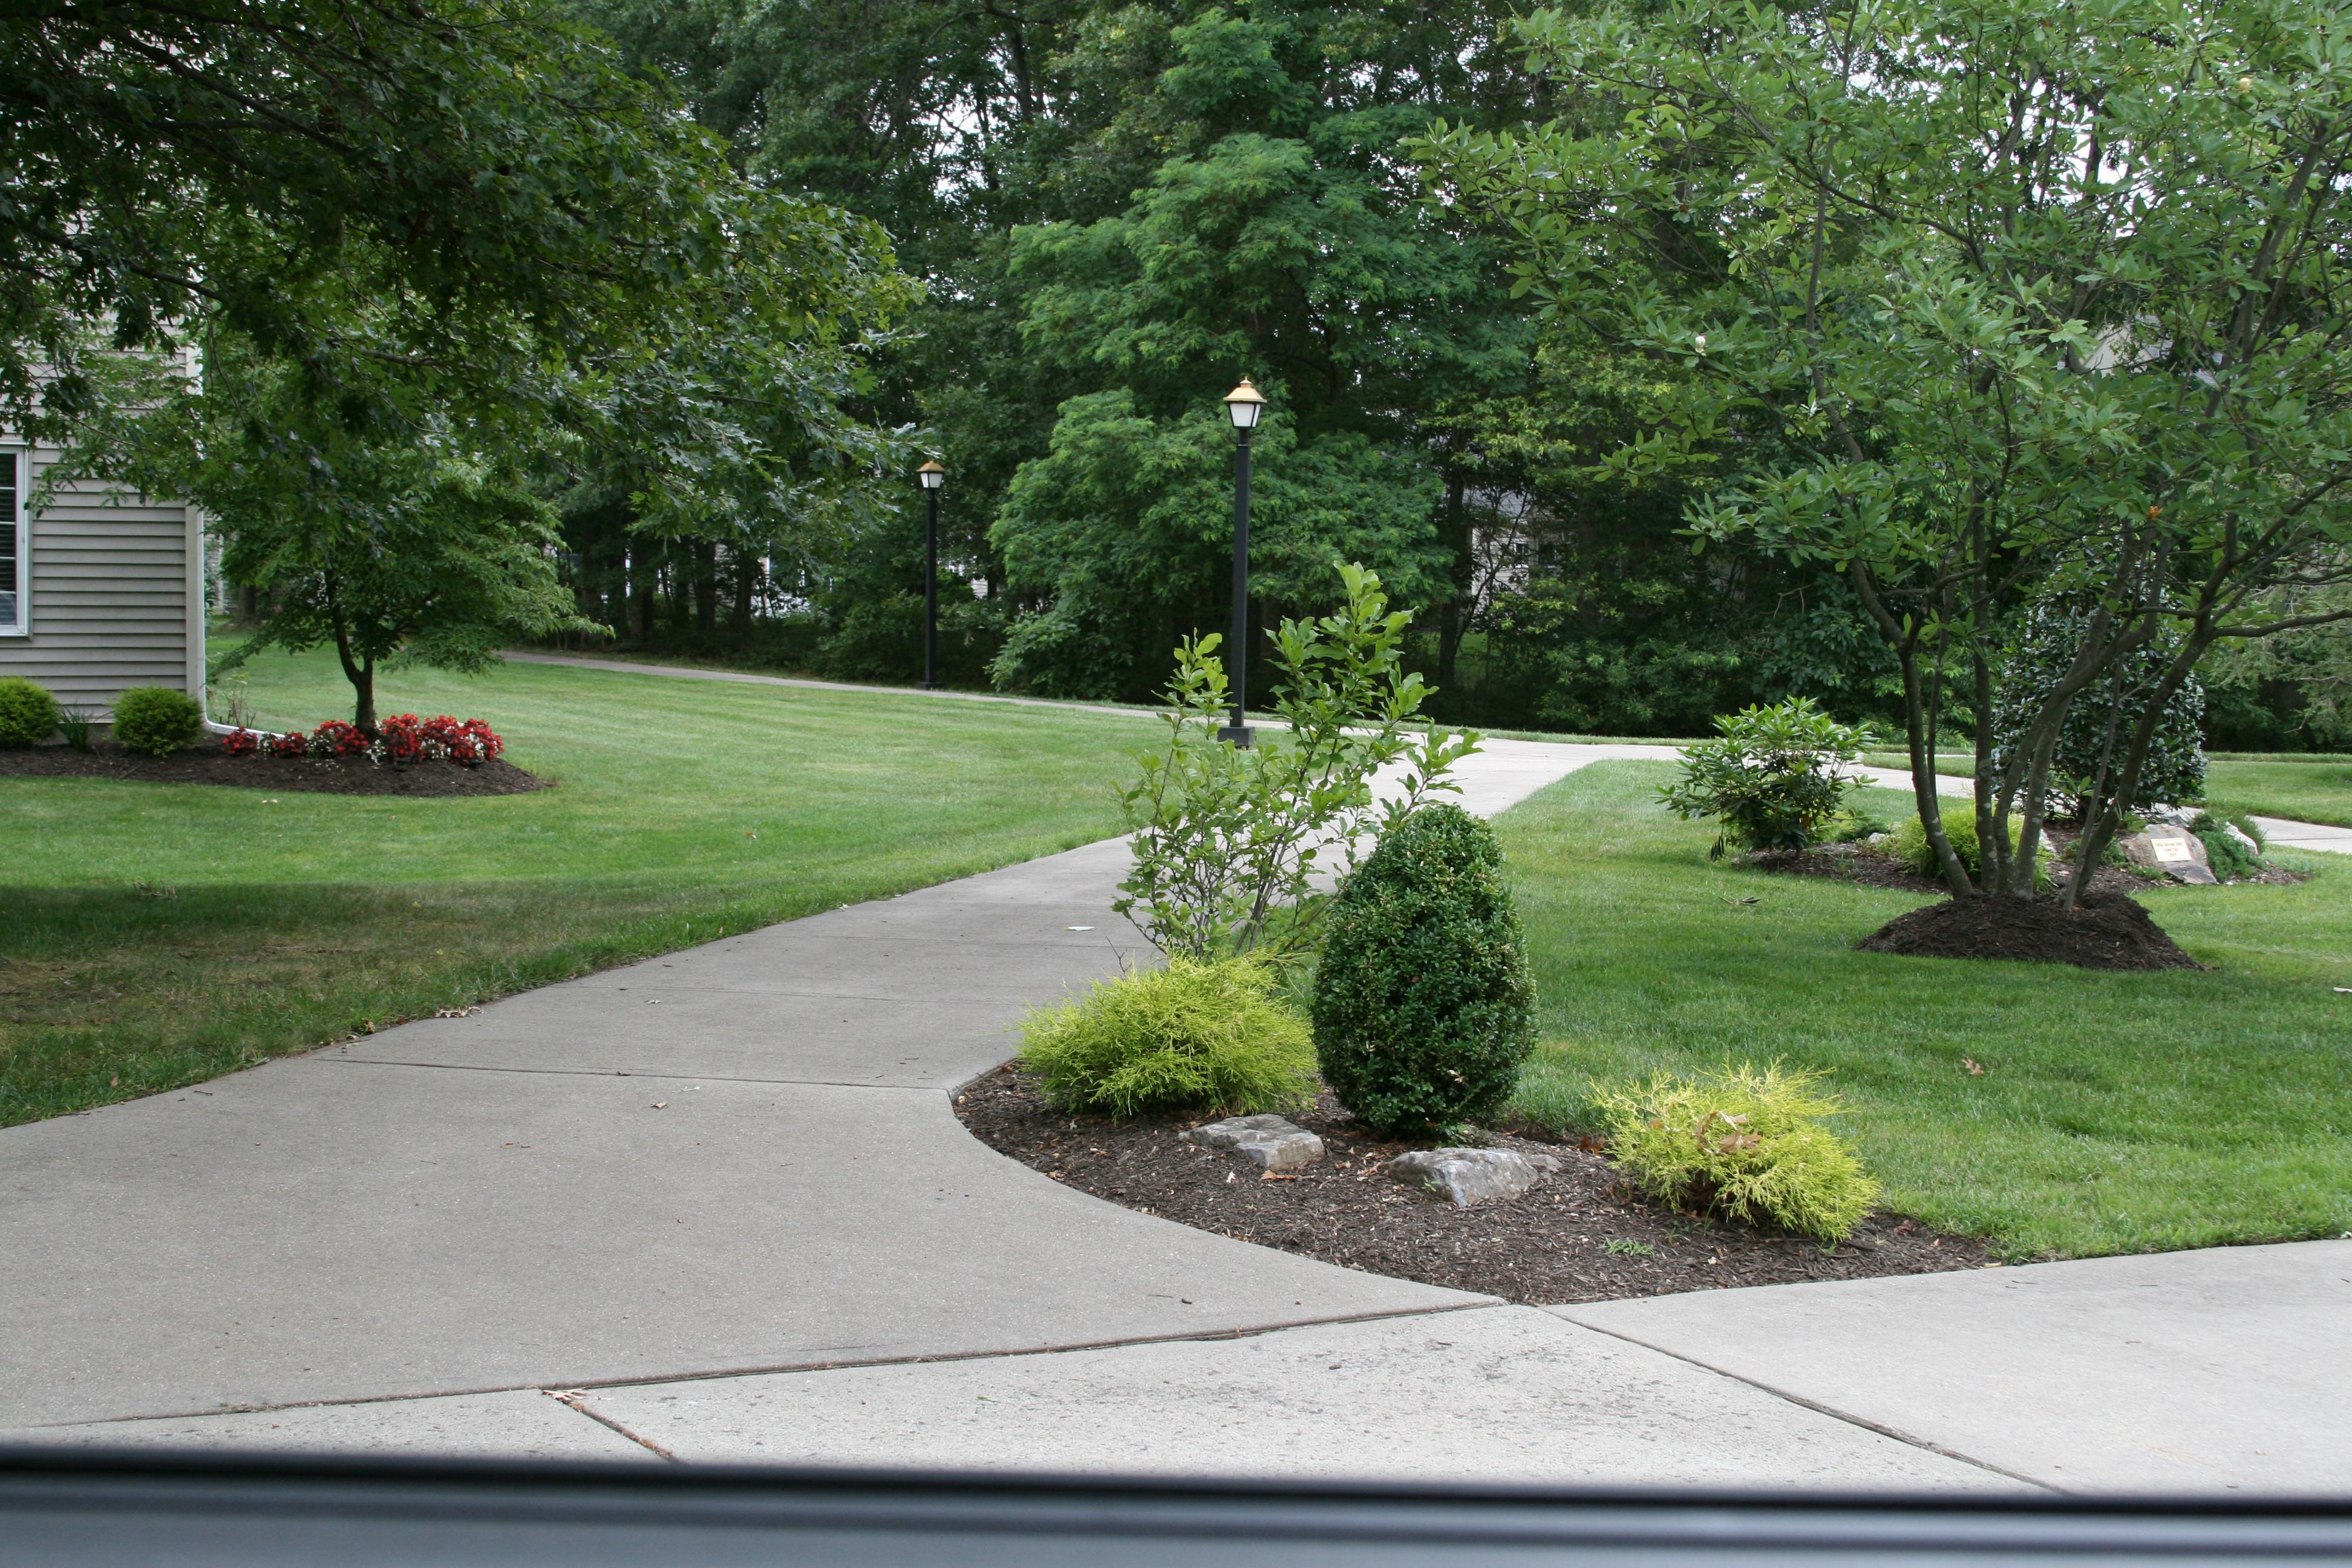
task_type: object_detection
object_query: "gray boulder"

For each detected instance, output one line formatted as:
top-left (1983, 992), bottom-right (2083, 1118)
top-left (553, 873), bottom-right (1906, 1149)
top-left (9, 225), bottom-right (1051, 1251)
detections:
top-left (1181, 1114), bottom-right (1325, 1172)
top-left (1388, 1146), bottom-right (1560, 1208)
top-left (2120, 826), bottom-right (2216, 885)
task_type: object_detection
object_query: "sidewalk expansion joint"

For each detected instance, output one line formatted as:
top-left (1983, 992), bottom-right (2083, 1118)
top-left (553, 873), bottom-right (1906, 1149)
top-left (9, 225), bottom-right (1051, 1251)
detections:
top-left (29, 1301), bottom-right (1506, 1431)
top-left (545, 1389), bottom-right (680, 1462)
top-left (1554, 1315), bottom-right (2060, 1494)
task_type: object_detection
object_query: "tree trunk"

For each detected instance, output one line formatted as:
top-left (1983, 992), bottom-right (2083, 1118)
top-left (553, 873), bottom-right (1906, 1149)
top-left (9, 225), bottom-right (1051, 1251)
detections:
top-left (331, 616), bottom-right (376, 731)
top-left (694, 541), bottom-right (718, 635)
top-left (2066, 629), bottom-right (2214, 910)
top-left (730, 549), bottom-right (756, 645)
top-left (1436, 473), bottom-right (1472, 696)
top-left (1852, 562), bottom-right (1976, 896)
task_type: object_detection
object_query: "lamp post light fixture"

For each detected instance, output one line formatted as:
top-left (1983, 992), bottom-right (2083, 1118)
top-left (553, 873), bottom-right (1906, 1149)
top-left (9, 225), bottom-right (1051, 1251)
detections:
top-left (916, 459), bottom-right (946, 690)
top-left (1218, 379), bottom-right (1266, 746)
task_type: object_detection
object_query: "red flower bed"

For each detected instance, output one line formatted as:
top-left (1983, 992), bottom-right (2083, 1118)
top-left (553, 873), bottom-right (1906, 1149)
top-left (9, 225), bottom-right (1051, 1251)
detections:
top-left (223, 715), bottom-right (507, 767)
top-left (308, 719), bottom-right (371, 758)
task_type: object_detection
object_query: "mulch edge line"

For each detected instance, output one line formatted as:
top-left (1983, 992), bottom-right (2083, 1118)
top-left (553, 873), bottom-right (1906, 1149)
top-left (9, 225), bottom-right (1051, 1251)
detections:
top-left (955, 1065), bottom-right (1995, 1306)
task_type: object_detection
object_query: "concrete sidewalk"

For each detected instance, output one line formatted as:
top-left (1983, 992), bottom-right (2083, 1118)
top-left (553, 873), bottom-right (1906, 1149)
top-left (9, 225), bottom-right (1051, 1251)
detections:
top-left (2252, 814), bottom-right (2352, 856)
top-left (5, 737), bottom-right (2344, 1492)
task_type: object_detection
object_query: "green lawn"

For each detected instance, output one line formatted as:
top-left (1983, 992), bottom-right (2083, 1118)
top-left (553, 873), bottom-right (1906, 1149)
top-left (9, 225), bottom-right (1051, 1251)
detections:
top-left (0, 649), bottom-right (1152, 1127)
top-left (1497, 760), bottom-right (2352, 1260)
top-left (2203, 759), bottom-right (2352, 829)
top-left (1860, 750), bottom-right (1975, 779)
top-left (1859, 750), bottom-right (2352, 829)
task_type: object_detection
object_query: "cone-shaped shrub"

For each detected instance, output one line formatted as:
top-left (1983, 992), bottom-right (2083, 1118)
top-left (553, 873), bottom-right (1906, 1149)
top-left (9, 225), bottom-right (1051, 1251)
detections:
top-left (1312, 803), bottom-right (1535, 1136)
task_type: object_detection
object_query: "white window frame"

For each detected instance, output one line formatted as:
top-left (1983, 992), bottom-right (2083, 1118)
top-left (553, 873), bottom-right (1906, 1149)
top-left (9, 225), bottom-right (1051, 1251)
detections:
top-left (0, 447), bottom-right (24, 636)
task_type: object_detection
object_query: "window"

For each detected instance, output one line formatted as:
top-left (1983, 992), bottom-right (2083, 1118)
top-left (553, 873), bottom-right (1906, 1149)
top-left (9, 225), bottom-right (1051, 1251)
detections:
top-left (0, 449), bottom-right (21, 634)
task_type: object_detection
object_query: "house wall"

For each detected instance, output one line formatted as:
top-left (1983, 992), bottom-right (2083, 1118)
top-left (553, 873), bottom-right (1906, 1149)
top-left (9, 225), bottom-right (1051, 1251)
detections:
top-left (0, 440), bottom-right (201, 715)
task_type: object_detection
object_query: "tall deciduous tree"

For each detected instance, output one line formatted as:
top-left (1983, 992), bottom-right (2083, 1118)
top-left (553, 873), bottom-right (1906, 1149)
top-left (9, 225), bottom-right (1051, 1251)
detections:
top-left (3, 0), bottom-right (778, 439)
top-left (36, 0), bottom-right (917, 722)
top-left (1425, 0), bottom-right (2352, 901)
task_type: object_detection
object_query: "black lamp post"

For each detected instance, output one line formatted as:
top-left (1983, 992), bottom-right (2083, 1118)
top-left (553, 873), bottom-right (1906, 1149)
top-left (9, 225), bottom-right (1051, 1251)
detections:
top-left (916, 459), bottom-right (945, 689)
top-left (1218, 379), bottom-right (1266, 746)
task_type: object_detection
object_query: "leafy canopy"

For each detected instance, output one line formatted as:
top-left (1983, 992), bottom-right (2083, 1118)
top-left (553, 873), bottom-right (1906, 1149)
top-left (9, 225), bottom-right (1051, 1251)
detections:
top-left (1421, 0), bottom-right (2352, 897)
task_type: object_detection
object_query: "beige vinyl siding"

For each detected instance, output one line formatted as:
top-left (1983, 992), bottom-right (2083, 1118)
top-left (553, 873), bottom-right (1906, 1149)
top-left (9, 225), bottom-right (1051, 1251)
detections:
top-left (0, 441), bottom-right (198, 713)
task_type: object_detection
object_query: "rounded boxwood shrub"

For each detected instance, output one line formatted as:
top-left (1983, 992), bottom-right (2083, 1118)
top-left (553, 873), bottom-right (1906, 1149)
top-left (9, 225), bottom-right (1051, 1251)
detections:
top-left (1017, 953), bottom-right (1318, 1117)
top-left (111, 686), bottom-right (204, 756)
top-left (1311, 803), bottom-right (1535, 1137)
top-left (0, 676), bottom-right (60, 747)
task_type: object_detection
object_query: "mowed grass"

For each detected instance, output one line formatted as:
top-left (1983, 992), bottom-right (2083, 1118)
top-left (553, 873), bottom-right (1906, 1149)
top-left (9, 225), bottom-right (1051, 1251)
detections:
top-left (1860, 751), bottom-right (2352, 828)
top-left (1496, 761), bottom-right (2352, 1259)
top-left (2203, 758), bottom-right (2352, 829)
top-left (0, 649), bottom-right (1152, 1127)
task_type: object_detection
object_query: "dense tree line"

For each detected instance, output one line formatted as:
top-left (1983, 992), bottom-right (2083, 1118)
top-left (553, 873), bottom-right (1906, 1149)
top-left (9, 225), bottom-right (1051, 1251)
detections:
top-left (21, 0), bottom-right (2350, 753)
top-left (538, 0), bottom-right (1955, 737)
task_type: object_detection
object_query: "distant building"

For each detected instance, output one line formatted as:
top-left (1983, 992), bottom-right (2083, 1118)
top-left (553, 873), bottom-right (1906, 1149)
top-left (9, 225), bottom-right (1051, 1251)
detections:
top-left (0, 431), bottom-right (206, 716)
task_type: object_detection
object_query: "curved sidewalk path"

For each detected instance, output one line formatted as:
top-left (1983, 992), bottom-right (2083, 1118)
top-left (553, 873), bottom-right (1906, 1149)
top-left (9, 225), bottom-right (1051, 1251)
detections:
top-left (4, 710), bottom-right (2344, 1492)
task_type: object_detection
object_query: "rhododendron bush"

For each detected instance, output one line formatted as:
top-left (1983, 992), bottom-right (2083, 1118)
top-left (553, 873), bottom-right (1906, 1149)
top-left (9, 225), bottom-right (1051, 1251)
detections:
top-left (223, 715), bottom-right (505, 766)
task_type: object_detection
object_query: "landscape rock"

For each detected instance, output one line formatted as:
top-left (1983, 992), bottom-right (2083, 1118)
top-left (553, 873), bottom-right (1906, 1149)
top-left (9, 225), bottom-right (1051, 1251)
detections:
top-left (2119, 827), bottom-right (2216, 886)
top-left (1181, 1114), bottom-right (1325, 1172)
top-left (1388, 1147), bottom-right (1559, 1208)
top-left (2224, 821), bottom-right (2262, 858)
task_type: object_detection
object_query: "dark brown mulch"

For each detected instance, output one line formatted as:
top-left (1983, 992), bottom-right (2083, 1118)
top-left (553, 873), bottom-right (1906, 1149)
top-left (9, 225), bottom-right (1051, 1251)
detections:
top-left (1743, 842), bottom-right (1949, 893)
top-left (1743, 838), bottom-right (2162, 899)
top-left (0, 741), bottom-right (550, 797)
top-left (1856, 890), bottom-right (2201, 971)
top-left (956, 1067), bottom-right (1994, 1304)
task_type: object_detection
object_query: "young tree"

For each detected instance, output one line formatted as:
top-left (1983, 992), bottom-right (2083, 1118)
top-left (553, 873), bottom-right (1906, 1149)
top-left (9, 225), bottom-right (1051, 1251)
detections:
top-left (1423, 0), bottom-right (2352, 903)
top-left (143, 347), bottom-right (581, 730)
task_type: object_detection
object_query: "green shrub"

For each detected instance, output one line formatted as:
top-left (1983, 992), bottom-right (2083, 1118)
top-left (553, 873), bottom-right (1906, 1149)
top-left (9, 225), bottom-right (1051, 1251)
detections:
top-left (111, 687), bottom-right (204, 756)
top-left (1593, 1062), bottom-right (1881, 1242)
top-left (1016, 954), bottom-right (1318, 1117)
top-left (1991, 597), bottom-right (2206, 815)
top-left (1888, 810), bottom-right (2052, 889)
top-left (1824, 807), bottom-right (1890, 843)
top-left (2192, 812), bottom-right (2266, 881)
top-left (56, 705), bottom-right (96, 752)
top-left (1312, 803), bottom-right (1535, 1137)
top-left (0, 677), bottom-right (59, 747)
top-left (1656, 697), bottom-right (1875, 858)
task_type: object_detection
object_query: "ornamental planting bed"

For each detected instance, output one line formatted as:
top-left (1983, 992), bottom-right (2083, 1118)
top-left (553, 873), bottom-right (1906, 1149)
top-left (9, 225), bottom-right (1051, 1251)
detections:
top-left (0, 742), bottom-right (549, 797)
top-left (957, 1063), bottom-right (1990, 1303)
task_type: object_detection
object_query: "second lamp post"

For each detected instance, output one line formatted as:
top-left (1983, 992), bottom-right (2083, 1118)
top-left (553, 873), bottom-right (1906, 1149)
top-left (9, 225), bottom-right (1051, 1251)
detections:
top-left (916, 459), bottom-right (945, 690)
top-left (1218, 379), bottom-right (1266, 746)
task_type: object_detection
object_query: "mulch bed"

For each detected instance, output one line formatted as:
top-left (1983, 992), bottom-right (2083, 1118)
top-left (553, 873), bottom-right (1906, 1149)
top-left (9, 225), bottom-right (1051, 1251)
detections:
top-left (1742, 841), bottom-right (1953, 893)
top-left (1856, 890), bottom-right (2201, 970)
top-left (1742, 837), bottom-right (2161, 900)
top-left (0, 741), bottom-right (550, 797)
top-left (957, 1067), bottom-right (1993, 1304)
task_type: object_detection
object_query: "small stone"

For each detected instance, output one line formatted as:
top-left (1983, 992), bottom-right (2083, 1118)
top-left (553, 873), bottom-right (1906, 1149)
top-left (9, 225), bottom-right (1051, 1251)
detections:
top-left (2224, 821), bottom-right (2261, 857)
top-left (1387, 1147), bottom-right (1559, 1208)
top-left (1181, 1114), bottom-right (1325, 1172)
